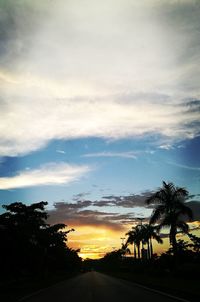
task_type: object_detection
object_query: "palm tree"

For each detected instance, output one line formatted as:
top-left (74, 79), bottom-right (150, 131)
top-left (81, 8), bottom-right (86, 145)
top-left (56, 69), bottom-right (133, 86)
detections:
top-left (126, 225), bottom-right (143, 259)
top-left (119, 243), bottom-right (131, 258)
top-left (141, 224), bottom-right (163, 259)
top-left (146, 181), bottom-right (193, 256)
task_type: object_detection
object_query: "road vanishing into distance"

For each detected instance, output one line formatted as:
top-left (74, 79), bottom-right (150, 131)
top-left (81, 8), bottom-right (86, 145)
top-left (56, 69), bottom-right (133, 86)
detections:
top-left (20, 271), bottom-right (187, 302)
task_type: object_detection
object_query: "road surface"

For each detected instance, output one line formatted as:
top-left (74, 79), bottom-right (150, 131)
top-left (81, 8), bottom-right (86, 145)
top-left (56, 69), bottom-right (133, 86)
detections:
top-left (20, 271), bottom-right (186, 302)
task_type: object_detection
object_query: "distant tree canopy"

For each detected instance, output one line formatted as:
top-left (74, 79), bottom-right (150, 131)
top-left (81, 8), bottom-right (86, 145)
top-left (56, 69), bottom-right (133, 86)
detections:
top-left (0, 201), bottom-right (81, 280)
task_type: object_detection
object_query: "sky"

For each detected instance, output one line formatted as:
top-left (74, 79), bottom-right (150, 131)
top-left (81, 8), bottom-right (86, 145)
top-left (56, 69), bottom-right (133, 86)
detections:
top-left (0, 0), bottom-right (200, 259)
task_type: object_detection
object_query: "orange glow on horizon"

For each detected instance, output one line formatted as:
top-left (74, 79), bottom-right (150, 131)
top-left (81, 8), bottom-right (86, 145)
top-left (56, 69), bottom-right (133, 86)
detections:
top-left (68, 225), bottom-right (124, 259)
top-left (66, 223), bottom-right (200, 260)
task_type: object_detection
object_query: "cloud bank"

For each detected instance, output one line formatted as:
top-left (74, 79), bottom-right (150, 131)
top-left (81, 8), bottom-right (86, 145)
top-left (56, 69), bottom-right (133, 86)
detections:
top-left (47, 191), bottom-right (155, 230)
top-left (47, 201), bottom-right (140, 231)
top-left (1, 96), bottom-right (200, 156)
top-left (47, 192), bottom-right (200, 230)
top-left (0, 0), bottom-right (200, 156)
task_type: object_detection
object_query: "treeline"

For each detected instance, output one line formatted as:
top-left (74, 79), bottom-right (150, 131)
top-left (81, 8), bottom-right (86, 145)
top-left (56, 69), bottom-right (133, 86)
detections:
top-left (80, 182), bottom-right (200, 285)
top-left (98, 182), bottom-right (200, 276)
top-left (0, 201), bottom-right (81, 282)
top-left (99, 232), bottom-right (200, 272)
top-left (1, 181), bottom-right (200, 281)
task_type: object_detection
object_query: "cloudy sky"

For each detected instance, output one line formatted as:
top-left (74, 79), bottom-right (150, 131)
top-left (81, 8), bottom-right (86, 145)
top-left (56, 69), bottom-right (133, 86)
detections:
top-left (0, 0), bottom-right (200, 258)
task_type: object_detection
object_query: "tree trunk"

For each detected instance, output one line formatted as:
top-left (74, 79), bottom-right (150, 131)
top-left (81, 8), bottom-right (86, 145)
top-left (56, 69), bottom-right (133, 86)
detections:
top-left (170, 228), bottom-right (177, 256)
top-left (147, 239), bottom-right (151, 260)
top-left (133, 243), bottom-right (137, 259)
top-left (150, 237), bottom-right (153, 259)
top-left (137, 243), bottom-right (141, 259)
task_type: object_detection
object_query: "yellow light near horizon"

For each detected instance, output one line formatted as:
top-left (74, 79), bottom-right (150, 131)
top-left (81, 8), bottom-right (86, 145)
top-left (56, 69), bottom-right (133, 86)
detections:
top-left (68, 225), bottom-right (124, 259)
top-left (66, 222), bottom-right (200, 260)
top-left (78, 252), bottom-right (105, 260)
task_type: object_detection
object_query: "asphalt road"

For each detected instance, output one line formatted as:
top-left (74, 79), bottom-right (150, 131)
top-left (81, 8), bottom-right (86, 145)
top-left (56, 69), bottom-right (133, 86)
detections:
top-left (20, 271), bottom-right (186, 302)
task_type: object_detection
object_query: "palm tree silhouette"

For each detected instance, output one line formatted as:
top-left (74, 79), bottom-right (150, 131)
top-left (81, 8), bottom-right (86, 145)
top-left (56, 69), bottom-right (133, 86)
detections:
top-left (119, 243), bottom-right (131, 258)
top-left (146, 181), bottom-right (193, 256)
top-left (126, 225), bottom-right (143, 259)
top-left (141, 224), bottom-right (163, 259)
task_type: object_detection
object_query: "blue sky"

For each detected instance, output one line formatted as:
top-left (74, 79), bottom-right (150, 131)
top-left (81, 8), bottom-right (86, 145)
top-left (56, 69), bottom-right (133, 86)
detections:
top-left (1, 135), bottom-right (200, 206)
top-left (0, 1), bottom-right (200, 256)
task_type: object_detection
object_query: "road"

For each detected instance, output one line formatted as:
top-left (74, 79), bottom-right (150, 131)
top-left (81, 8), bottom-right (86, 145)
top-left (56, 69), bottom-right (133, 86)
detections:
top-left (20, 271), bottom-right (186, 302)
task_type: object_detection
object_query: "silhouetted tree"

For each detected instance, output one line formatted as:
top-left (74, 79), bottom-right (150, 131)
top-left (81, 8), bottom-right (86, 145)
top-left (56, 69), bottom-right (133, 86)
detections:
top-left (126, 225), bottom-right (144, 259)
top-left (141, 224), bottom-right (163, 259)
top-left (119, 243), bottom-right (131, 258)
top-left (0, 201), bottom-right (80, 280)
top-left (146, 181), bottom-right (193, 256)
top-left (102, 249), bottom-right (123, 269)
top-left (0, 201), bottom-right (49, 278)
top-left (126, 224), bottom-right (163, 260)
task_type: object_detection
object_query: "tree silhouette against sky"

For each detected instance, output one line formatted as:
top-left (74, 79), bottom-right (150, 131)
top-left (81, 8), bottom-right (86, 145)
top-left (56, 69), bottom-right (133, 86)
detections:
top-left (0, 201), bottom-right (80, 280)
top-left (146, 181), bottom-right (193, 256)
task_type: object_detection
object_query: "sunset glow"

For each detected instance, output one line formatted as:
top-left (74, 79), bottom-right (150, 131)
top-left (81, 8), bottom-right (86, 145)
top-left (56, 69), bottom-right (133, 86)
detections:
top-left (69, 226), bottom-right (124, 259)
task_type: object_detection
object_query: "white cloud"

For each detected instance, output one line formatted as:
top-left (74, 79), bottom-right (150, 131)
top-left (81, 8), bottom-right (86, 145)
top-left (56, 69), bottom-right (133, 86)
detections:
top-left (0, 162), bottom-right (91, 190)
top-left (158, 144), bottom-right (173, 150)
top-left (56, 150), bottom-right (66, 154)
top-left (0, 0), bottom-right (200, 156)
top-left (83, 151), bottom-right (137, 159)
top-left (0, 94), bottom-right (199, 156)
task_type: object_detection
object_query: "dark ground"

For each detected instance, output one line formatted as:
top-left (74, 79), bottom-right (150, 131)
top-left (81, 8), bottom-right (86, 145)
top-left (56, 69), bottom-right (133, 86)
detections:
top-left (6, 271), bottom-right (193, 302)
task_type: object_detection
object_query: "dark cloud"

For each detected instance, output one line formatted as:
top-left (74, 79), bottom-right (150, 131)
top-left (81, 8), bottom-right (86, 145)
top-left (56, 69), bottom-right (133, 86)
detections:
top-left (94, 192), bottom-right (154, 208)
top-left (185, 99), bottom-right (200, 114)
top-left (158, 1), bottom-right (200, 61)
top-left (47, 198), bottom-right (147, 231)
top-left (47, 190), bottom-right (154, 230)
top-left (187, 201), bottom-right (200, 221)
top-left (158, 1), bottom-right (200, 92)
top-left (47, 190), bottom-right (156, 230)
top-left (72, 192), bottom-right (91, 201)
top-left (0, 1), bottom-right (51, 67)
top-left (188, 193), bottom-right (200, 200)
top-left (47, 202), bottom-right (129, 230)
top-left (52, 200), bottom-right (92, 210)
top-left (47, 193), bottom-right (200, 232)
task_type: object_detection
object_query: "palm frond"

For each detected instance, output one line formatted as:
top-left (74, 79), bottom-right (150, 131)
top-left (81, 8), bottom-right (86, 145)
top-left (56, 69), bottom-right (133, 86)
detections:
top-left (174, 187), bottom-right (189, 198)
top-left (176, 221), bottom-right (189, 234)
top-left (159, 214), bottom-right (174, 228)
top-left (146, 190), bottom-right (164, 205)
top-left (151, 232), bottom-right (163, 244)
top-left (150, 205), bottom-right (165, 224)
top-left (178, 203), bottom-right (193, 221)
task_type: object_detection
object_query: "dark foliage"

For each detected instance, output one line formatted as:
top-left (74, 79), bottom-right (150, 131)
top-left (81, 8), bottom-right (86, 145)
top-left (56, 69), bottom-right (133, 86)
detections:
top-left (188, 233), bottom-right (200, 253)
top-left (0, 202), bottom-right (81, 281)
